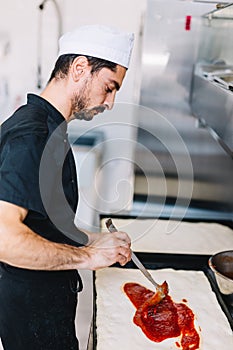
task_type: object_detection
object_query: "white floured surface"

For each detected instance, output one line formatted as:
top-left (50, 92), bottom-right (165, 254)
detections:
top-left (95, 267), bottom-right (233, 350)
top-left (101, 218), bottom-right (233, 255)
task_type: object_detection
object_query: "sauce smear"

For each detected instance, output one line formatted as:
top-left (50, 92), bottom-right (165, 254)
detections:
top-left (124, 283), bottom-right (200, 350)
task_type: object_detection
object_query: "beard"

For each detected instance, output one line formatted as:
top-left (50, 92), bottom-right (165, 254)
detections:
top-left (71, 80), bottom-right (107, 121)
top-left (74, 104), bottom-right (107, 121)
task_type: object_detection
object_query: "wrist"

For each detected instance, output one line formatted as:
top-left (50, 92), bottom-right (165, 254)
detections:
top-left (74, 245), bottom-right (94, 270)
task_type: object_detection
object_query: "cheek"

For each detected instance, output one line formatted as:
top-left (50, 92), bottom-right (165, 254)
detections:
top-left (90, 86), bottom-right (107, 105)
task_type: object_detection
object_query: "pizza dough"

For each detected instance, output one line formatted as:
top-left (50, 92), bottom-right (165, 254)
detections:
top-left (95, 267), bottom-right (233, 350)
top-left (101, 218), bottom-right (233, 255)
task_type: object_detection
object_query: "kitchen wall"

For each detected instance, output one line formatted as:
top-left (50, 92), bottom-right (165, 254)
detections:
top-left (0, 0), bottom-right (146, 118)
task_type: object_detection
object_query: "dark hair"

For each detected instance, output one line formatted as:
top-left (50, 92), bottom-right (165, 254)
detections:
top-left (48, 54), bottom-right (117, 82)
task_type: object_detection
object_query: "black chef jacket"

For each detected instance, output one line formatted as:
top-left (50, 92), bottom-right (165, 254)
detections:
top-left (0, 93), bottom-right (88, 277)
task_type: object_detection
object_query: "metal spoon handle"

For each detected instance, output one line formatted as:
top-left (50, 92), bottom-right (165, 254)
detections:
top-left (105, 218), bottom-right (161, 290)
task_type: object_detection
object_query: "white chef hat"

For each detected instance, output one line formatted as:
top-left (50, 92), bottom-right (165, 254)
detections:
top-left (58, 25), bottom-right (134, 69)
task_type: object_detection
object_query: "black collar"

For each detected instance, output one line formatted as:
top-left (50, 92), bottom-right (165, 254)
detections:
top-left (27, 93), bottom-right (66, 129)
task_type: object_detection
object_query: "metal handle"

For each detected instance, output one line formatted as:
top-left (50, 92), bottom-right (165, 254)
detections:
top-left (105, 218), bottom-right (162, 291)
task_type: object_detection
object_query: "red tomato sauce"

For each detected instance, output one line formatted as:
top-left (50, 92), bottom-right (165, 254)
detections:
top-left (123, 283), bottom-right (200, 350)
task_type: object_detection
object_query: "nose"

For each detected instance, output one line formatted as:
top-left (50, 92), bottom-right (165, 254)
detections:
top-left (104, 91), bottom-right (116, 110)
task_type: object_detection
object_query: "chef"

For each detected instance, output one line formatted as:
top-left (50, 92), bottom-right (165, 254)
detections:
top-left (0, 25), bottom-right (134, 350)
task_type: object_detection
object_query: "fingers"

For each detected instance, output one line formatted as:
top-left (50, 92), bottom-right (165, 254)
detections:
top-left (117, 252), bottom-right (132, 266)
top-left (118, 255), bottom-right (128, 266)
top-left (90, 231), bottom-right (131, 249)
top-left (86, 231), bottom-right (132, 269)
top-left (114, 233), bottom-right (131, 265)
top-left (116, 245), bottom-right (132, 266)
top-left (119, 245), bottom-right (132, 260)
top-left (114, 231), bottom-right (131, 246)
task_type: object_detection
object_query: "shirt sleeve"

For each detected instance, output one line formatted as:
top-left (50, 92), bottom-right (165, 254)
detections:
top-left (0, 131), bottom-right (89, 246)
top-left (0, 133), bottom-right (47, 215)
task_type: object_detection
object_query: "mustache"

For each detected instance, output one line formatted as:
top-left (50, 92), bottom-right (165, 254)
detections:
top-left (74, 105), bottom-right (107, 121)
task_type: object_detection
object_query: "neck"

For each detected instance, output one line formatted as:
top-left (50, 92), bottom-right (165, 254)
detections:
top-left (40, 79), bottom-right (72, 122)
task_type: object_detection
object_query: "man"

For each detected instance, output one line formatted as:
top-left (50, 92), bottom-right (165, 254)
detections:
top-left (0, 25), bottom-right (134, 349)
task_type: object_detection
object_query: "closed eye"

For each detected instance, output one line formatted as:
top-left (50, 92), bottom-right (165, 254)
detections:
top-left (106, 87), bottom-right (113, 93)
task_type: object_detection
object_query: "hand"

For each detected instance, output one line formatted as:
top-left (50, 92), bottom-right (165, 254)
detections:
top-left (84, 231), bottom-right (131, 270)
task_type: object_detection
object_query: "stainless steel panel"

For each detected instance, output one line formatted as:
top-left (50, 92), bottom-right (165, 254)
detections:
top-left (191, 71), bottom-right (233, 153)
top-left (136, 0), bottom-right (233, 215)
top-left (139, 0), bottom-right (213, 116)
top-left (135, 116), bottom-right (233, 212)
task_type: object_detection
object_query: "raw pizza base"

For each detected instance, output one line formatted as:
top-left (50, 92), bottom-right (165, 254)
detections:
top-left (95, 267), bottom-right (233, 350)
top-left (101, 218), bottom-right (233, 255)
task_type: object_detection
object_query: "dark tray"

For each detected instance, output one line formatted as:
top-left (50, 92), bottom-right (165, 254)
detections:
top-left (90, 252), bottom-right (233, 349)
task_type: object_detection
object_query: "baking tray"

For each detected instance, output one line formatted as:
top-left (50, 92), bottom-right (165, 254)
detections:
top-left (88, 216), bottom-right (233, 349)
top-left (90, 252), bottom-right (233, 350)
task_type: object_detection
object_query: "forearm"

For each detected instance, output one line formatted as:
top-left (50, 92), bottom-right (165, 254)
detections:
top-left (0, 201), bottom-right (131, 271)
top-left (0, 220), bottom-right (90, 271)
top-left (0, 220), bottom-right (132, 271)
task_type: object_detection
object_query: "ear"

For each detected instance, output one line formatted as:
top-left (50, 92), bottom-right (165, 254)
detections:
top-left (70, 56), bottom-right (90, 82)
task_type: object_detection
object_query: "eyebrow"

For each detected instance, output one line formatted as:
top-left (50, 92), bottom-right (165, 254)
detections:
top-left (109, 79), bottom-right (120, 91)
